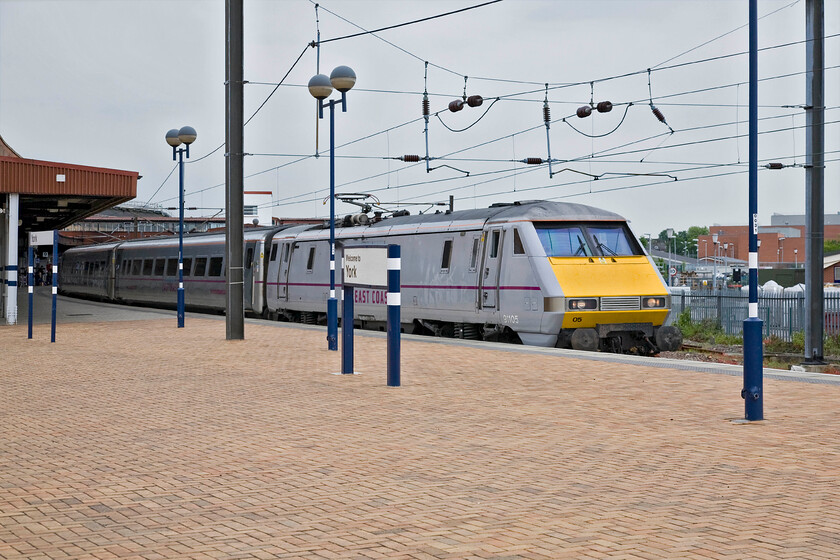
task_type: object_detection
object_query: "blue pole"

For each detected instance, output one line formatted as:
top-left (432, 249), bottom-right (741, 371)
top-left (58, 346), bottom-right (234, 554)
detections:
top-left (342, 285), bottom-right (354, 374)
top-left (743, 0), bottom-right (764, 421)
top-left (27, 243), bottom-right (33, 339)
top-left (51, 230), bottom-right (57, 343)
top-left (327, 99), bottom-right (338, 351)
top-left (177, 148), bottom-right (185, 328)
top-left (387, 245), bottom-right (401, 387)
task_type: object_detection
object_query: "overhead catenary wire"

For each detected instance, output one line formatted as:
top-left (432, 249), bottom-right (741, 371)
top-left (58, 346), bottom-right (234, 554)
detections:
top-left (311, 0), bottom-right (503, 46)
top-left (166, 95), bottom-right (835, 206)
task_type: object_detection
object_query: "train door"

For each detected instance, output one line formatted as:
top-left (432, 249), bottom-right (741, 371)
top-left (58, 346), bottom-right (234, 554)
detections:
top-left (480, 228), bottom-right (504, 309)
top-left (243, 243), bottom-right (255, 310)
top-left (276, 241), bottom-right (293, 301)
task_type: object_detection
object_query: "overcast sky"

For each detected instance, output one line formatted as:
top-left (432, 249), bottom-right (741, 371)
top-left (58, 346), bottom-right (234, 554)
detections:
top-left (1, 0), bottom-right (838, 237)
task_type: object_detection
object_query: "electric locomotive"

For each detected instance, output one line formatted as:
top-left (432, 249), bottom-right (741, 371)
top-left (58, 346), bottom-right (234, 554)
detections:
top-left (60, 200), bottom-right (682, 354)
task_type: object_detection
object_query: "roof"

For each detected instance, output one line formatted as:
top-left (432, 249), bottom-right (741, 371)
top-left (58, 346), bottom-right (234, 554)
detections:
top-left (0, 155), bottom-right (138, 232)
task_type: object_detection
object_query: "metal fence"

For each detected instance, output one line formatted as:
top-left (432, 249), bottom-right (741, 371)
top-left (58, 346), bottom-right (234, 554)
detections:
top-left (667, 288), bottom-right (840, 341)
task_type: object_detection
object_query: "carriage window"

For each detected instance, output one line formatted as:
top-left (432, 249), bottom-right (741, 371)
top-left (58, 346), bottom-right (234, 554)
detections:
top-left (490, 231), bottom-right (501, 258)
top-left (536, 225), bottom-right (591, 257)
top-left (131, 260), bottom-right (142, 275)
top-left (142, 259), bottom-right (154, 276)
top-left (270, 243), bottom-right (278, 261)
top-left (441, 240), bottom-right (453, 271)
top-left (193, 257), bottom-right (207, 277)
top-left (154, 258), bottom-right (166, 276)
top-left (469, 238), bottom-right (480, 271)
top-left (208, 256), bottom-right (224, 277)
top-left (182, 258), bottom-right (193, 276)
top-left (513, 229), bottom-right (525, 255)
top-left (587, 225), bottom-right (637, 256)
top-left (306, 247), bottom-right (316, 271)
top-left (166, 258), bottom-right (178, 276)
top-left (245, 248), bottom-right (253, 270)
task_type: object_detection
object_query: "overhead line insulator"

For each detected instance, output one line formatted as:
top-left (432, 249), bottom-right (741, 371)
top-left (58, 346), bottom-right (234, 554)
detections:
top-left (400, 155), bottom-right (421, 162)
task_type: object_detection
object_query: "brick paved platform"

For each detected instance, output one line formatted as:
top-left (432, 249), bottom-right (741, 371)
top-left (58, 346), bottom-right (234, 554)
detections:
top-left (2, 317), bottom-right (840, 559)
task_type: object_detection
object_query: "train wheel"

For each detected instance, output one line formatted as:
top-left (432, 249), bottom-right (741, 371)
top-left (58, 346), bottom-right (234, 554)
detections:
top-left (570, 328), bottom-right (599, 352)
top-left (655, 326), bottom-right (683, 352)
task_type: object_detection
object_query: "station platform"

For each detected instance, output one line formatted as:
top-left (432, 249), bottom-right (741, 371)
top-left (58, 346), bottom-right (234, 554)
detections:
top-left (2, 293), bottom-right (840, 559)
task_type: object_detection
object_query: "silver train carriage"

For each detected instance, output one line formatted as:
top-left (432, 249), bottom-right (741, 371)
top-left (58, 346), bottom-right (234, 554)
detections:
top-left (60, 200), bottom-right (682, 354)
top-left (59, 227), bottom-right (287, 313)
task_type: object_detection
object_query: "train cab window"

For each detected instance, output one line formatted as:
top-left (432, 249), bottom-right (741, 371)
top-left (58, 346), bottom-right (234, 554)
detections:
top-left (441, 240), bottom-right (453, 272)
top-left (142, 259), bottom-right (154, 276)
top-left (182, 258), bottom-right (193, 276)
top-left (154, 259), bottom-right (166, 276)
top-left (306, 247), bottom-right (316, 271)
top-left (469, 238), bottom-right (480, 271)
top-left (513, 229), bottom-right (525, 255)
top-left (587, 225), bottom-right (638, 256)
top-left (193, 257), bottom-right (207, 277)
top-left (166, 258), bottom-right (178, 276)
top-left (490, 231), bottom-right (501, 258)
top-left (131, 260), bottom-right (142, 276)
top-left (245, 248), bottom-right (253, 270)
top-left (208, 257), bottom-right (224, 277)
top-left (536, 225), bottom-right (592, 257)
top-left (270, 243), bottom-right (278, 261)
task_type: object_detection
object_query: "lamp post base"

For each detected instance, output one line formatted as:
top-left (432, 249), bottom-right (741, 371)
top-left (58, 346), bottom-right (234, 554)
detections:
top-left (177, 288), bottom-right (185, 328)
top-left (327, 297), bottom-right (338, 351)
top-left (742, 317), bottom-right (763, 421)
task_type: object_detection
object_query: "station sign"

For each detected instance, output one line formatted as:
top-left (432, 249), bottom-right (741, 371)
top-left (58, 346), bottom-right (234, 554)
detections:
top-left (29, 230), bottom-right (55, 246)
top-left (343, 246), bottom-right (388, 287)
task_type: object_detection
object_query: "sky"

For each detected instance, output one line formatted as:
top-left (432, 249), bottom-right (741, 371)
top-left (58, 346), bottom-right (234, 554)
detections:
top-left (0, 0), bottom-right (838, 238)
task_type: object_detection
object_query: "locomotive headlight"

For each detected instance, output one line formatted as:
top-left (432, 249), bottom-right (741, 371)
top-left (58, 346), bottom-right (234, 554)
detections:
top-left (567, 298), bottom-right (598, 311)
top-left (642, 297), bottom-right (666, 309)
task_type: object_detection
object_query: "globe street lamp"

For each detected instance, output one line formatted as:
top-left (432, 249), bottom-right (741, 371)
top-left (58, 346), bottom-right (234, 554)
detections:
top-left (309, 65), bottom-right (356, 351)
top-left (165, 126), bottom-right (197, 328)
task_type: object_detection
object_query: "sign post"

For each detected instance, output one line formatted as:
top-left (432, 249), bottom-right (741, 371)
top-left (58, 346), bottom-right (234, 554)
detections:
top-left (340, 244), bottom-right (401, 385)
top-left (27, 230), bottom-right (58, 342)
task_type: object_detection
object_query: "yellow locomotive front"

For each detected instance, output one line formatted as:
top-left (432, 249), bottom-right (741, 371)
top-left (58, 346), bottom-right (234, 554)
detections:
top-left (537, 221), bottom-right (682, 354)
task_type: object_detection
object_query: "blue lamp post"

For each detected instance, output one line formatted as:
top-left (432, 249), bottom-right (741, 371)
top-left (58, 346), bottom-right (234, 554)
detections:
top-left (165, 126), bottom-right (197, 328)
top-left (308, 65), bottom-right (356, 351)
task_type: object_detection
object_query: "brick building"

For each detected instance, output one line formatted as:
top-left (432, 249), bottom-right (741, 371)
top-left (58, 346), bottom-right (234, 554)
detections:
top-left (698, 213), bottom-right (840, 283)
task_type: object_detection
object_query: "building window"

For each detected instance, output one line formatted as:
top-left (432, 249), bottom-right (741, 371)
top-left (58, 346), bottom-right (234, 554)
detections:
top-left (244, 205), bottom-right (258, 216)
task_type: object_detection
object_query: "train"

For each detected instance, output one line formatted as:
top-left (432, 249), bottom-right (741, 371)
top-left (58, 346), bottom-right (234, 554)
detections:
top-left (59, 200), bottom-right (682, 354)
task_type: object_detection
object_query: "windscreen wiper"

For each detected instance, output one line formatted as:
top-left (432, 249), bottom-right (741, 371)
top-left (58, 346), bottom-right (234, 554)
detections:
top-left (574, 235), bottom-right (587, 256)
top-left (592, 235), bottom-right (618, 256)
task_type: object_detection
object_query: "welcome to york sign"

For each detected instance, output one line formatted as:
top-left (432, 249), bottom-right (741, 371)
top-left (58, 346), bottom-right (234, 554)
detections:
top-left (343, 246), bottom-right (388, 287)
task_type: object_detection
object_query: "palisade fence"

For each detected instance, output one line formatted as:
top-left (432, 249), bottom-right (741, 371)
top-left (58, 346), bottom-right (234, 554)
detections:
top-left (667, 288), bottom-right (840, 342)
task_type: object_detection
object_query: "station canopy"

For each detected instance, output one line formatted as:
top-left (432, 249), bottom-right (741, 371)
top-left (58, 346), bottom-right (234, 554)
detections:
top-left (0, 141), bottom-right (138, 232)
